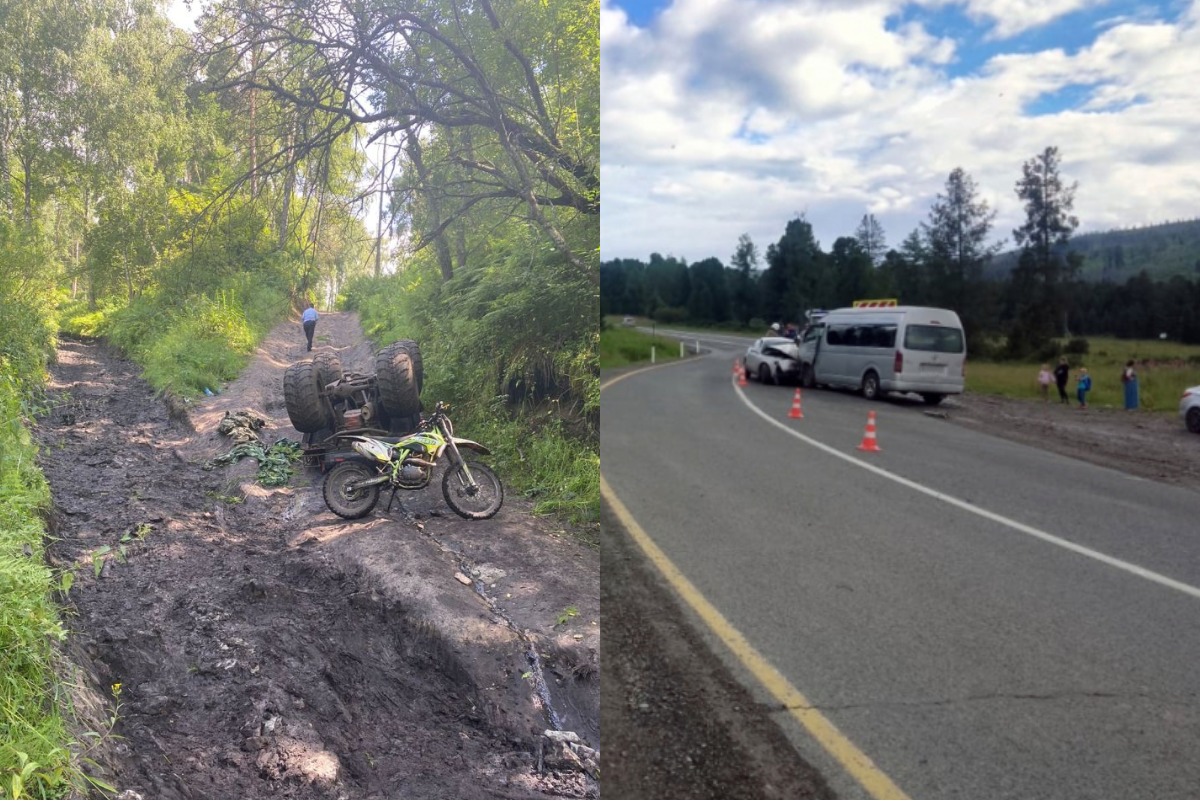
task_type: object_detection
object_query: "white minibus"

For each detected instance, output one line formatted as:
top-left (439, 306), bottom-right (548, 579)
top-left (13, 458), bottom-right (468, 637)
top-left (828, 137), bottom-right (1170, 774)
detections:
top-left (796, 306), bottom-right (966, 405)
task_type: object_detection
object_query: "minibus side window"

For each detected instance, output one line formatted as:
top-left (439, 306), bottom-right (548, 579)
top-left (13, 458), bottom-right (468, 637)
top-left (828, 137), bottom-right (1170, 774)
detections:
top-left (904, 324), bottom-right (964, 353)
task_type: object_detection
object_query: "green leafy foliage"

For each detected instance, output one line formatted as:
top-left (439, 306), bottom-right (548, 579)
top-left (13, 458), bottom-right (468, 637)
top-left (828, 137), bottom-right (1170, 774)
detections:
top-left (347, 236), bottom-right (599, 526)
top-left (0, 222), bottom-right (59, 395)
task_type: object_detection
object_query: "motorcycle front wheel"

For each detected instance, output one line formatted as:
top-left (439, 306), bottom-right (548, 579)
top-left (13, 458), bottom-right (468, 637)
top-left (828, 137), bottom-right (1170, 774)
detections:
top-left (442, 460), bottom-right (504, 520)
top-left (323, 462), bottom-right (381, 519)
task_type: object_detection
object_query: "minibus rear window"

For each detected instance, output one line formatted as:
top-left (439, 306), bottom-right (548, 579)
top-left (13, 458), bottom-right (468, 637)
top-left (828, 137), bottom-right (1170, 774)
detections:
top-left (904, 324), bottom-right (964, 353)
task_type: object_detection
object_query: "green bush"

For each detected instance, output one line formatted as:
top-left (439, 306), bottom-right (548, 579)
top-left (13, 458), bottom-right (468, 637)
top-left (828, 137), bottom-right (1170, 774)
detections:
top-left (1034, 339), bottom-right (1063, 363)
top-left (1064, 337), bottom-right (1090, 356)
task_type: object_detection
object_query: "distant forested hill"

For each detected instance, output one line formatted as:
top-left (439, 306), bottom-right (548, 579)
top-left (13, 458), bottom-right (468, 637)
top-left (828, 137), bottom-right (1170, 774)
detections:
top-left (986, 218), bottom-right (1200, 283)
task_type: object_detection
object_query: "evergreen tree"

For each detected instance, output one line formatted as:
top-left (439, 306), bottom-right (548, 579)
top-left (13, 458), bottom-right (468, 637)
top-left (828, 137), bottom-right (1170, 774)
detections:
top-left (729, 233), bottom-right (759, 326)
top-left (888, 228), bottom-right (928, 305)
top-left (686, 257), bottom-right (729, 324)
top-left (830, 236), bottom-right (872, 305)
top-left (854, 213), bottom-right (887, 267)
top-left (921, 167), bottom-right (1002, 338)
top-left (762, 217), bottom-right (827, 324)
top-left (1007, 146), bottom-right (1081, 355)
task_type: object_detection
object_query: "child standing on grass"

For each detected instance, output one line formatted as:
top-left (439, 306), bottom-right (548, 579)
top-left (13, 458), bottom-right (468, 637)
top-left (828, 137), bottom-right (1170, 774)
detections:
top-left (1037, 364), bottom-right (1052, 402)
top-left (1076, 367), bottom-right (1092, 408)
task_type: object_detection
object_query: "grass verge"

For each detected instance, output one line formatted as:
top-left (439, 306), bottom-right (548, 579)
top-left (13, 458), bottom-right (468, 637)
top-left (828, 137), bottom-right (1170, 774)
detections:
top-left (600, 323), bottom-right (691, 369)
top-left (0, 367), bottom-right (78, 799)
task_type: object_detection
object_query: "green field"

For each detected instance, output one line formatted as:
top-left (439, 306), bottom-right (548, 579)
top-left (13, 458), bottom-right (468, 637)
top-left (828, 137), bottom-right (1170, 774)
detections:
top-left (968, 337), bottom-right (1200, 412)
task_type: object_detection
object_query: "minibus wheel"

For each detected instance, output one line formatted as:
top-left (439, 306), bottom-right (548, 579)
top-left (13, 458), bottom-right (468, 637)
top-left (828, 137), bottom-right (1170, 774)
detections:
top-left (862, 371), bottom-right (881, 401)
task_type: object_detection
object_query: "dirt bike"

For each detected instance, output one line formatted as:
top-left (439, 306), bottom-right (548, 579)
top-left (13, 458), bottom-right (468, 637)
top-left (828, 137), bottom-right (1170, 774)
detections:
top-left (322, 402), bottom-right (504, 520)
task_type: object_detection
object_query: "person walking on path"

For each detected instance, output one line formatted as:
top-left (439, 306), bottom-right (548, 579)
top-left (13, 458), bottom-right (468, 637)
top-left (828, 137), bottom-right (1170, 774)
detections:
top-left (1037, 364), bottom-right (1052, 402)
top-left (1122, 360), bottom-right (1139, 410)
top-left (301, 302), bottom-right (319, 352)
top-left (1076, 366), bottom-right (1092, 408)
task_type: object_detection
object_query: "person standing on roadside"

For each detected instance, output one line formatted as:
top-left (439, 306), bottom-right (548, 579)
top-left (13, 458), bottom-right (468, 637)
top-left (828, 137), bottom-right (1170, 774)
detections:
top-left (1037, 364), bottom-right (1052, 402)
top-left (301, 302), bottom-right (319, 352)
top-left (1076, 366), bottom-right (1092, 408)
top-left (1122, 360), bottom-right (1139, 410)
top-left (1054, 356), bottom-right (1070, 403)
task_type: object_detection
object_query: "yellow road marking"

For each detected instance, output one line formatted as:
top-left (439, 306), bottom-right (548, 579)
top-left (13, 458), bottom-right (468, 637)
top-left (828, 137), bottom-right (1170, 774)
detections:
top-left (600, 469), bottom-right (908, 798)
top-left (603, 357), bottom-right (906, 795)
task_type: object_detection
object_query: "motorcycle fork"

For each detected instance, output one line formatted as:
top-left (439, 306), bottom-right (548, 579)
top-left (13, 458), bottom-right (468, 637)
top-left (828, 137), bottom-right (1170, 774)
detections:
top-left (444, 441), bottom-right (478, 489)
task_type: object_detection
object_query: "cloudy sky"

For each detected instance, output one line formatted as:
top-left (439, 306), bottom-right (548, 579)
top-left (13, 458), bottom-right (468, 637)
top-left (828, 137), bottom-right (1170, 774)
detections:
top-left (601, 0), bottom-right (1200, 265)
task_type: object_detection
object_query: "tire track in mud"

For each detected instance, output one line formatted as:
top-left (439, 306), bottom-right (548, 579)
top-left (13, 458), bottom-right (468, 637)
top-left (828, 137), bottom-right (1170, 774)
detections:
top-left (35, 335), bottom-right (597, 799)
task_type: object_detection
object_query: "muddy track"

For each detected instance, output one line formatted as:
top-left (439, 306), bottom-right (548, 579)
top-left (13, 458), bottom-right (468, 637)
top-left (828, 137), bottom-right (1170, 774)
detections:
top-left (35, 315), bottom-right (598, 799)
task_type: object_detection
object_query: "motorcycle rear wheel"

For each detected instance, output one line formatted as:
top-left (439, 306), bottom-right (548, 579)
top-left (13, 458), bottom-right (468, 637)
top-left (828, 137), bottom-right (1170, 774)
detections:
top-left (442, 460), bottom-right (504, 520)
top-left (323, 462), bottom-right (381, 519)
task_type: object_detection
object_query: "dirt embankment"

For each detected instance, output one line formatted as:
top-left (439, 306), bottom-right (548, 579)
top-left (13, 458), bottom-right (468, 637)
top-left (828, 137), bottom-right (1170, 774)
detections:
top-left (35, 312), bottom-right (598, 799)
top-left (937, 390), bottom-right (1200, 492)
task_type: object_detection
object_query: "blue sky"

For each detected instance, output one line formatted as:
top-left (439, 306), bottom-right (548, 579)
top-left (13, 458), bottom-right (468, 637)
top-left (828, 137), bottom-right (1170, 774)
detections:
top-left (601, 0), bottom-right (1200, 263)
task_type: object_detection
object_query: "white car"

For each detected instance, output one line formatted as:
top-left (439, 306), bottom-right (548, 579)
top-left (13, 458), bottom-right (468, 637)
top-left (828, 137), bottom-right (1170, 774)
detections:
top-left (1181, 385), bottom-right (1200, 434)
top-left (743, 337), bottom-right (801, 385)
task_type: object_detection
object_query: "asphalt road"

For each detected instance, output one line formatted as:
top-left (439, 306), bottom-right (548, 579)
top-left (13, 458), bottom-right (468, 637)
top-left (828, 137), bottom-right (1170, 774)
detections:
top-left (602, 338), bottom-right (1200, 799)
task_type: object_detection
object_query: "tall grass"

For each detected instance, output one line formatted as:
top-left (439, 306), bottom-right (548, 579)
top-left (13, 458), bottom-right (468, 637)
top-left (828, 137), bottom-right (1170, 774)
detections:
top-left (968, 336), bottom-right (1200, 411)
top-left (64, 278), bottom-right (291, 398)
top-left (0, 366), bottom-right (76, 799)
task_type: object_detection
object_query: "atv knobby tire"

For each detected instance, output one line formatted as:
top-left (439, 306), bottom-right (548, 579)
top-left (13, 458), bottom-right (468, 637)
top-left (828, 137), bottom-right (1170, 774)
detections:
top-left (284, 360), bottom-right (331, 433)
top-left (376, 341), bottom-right (422, 420)
top-left (396, 338), bottom-right (424, 393)
top-left (312, 350), bottom-right (343, 389)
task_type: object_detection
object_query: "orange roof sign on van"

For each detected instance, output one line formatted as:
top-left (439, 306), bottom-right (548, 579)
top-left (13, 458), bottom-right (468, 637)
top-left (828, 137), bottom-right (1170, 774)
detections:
top-left (851, 299), bottom-right (898, 308)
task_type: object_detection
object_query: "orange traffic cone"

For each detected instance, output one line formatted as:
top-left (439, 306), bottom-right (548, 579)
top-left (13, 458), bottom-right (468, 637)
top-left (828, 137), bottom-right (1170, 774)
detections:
top-left (788, 388), bottom-right (804, 419)
top-left (857, 410), bottom-right (881, 452)
top-left (737, 362), bottom-right (748, 387)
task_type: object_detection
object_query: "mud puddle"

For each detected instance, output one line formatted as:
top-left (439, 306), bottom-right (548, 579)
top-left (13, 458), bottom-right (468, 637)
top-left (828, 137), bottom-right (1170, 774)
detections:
top-left (35, 326), bottom-right (598, 799)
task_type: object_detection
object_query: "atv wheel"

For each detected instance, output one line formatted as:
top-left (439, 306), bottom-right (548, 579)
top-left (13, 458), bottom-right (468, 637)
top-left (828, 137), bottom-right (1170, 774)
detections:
top-left (442, 460), bottom-right (504, 520)
top-left (312, 350), bottom-right (343, 389)
top-left (393, 338), bottom-right (424, 393)
top-left (323, 462), bottom-right (381, 519)
top-left (376, 341), bottom-right (422, 419)
top-left (284, 360), bottom-right (331, 433)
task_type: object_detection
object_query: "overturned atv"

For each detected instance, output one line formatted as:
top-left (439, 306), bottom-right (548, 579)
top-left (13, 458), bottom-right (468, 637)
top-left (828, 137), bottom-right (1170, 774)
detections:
top-left (284, 339), bottom-right (423, 434)
top-left (283, 339), bottom-right (424, 463)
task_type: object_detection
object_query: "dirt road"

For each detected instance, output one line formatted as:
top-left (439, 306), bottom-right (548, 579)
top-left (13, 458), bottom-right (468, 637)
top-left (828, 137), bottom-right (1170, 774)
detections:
top-left (35, 312), bottom-right (598, 799)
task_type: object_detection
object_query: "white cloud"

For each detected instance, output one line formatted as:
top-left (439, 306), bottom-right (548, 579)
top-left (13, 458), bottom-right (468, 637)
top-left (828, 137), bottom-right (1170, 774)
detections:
top-left (960, 0), bottom-right (1098, 39)
top-left (601, 0), bottom-right (1200, 262)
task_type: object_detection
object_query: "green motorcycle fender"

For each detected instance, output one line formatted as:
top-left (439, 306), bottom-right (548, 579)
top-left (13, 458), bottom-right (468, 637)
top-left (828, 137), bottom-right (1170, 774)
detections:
top-left (448, 437), bottom-right (491, 455)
